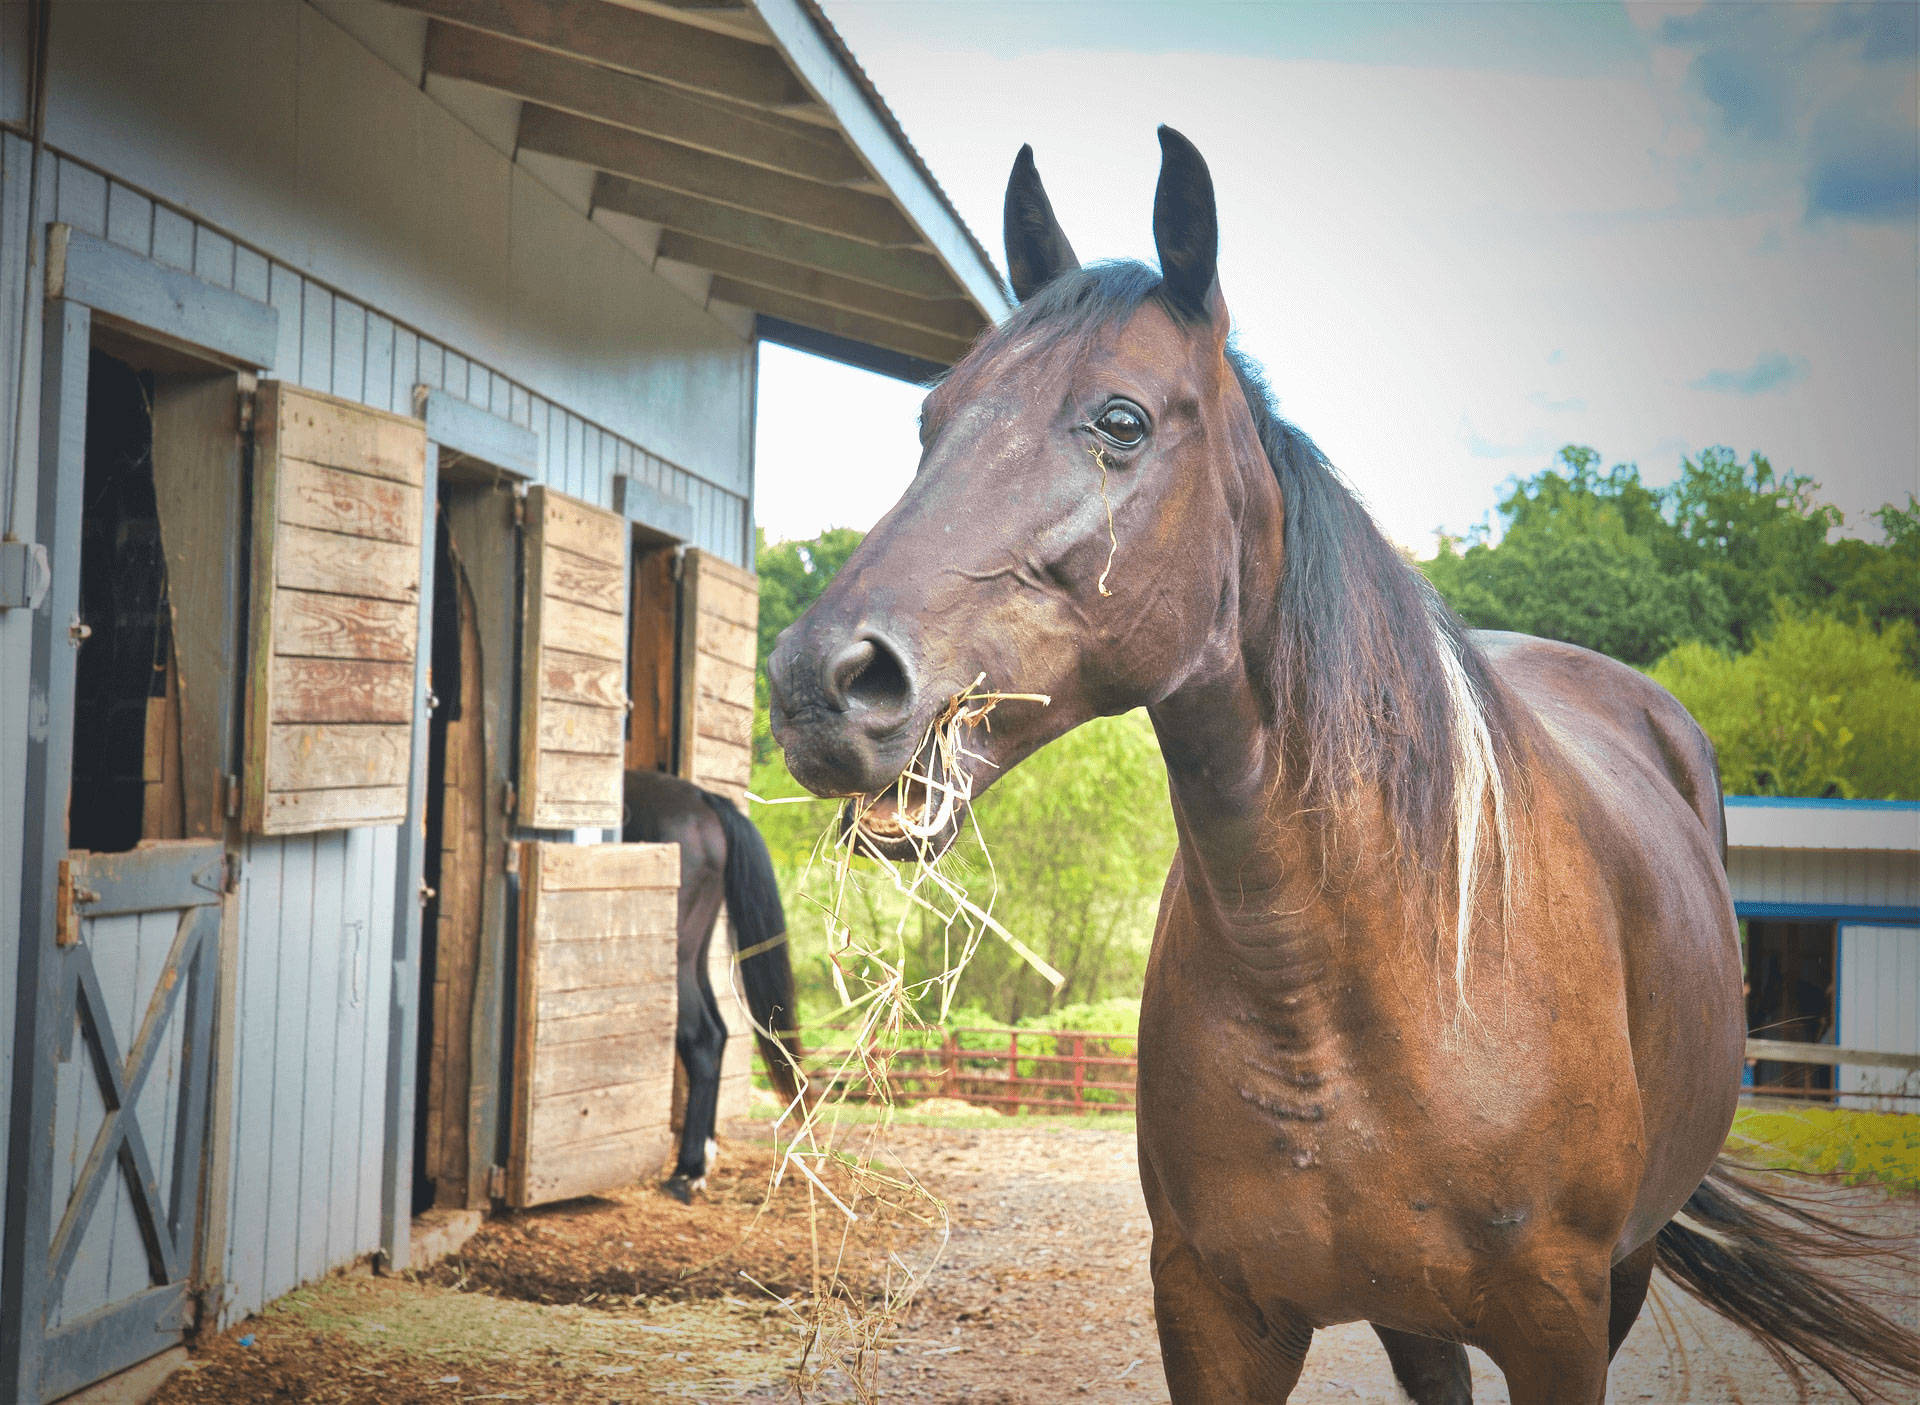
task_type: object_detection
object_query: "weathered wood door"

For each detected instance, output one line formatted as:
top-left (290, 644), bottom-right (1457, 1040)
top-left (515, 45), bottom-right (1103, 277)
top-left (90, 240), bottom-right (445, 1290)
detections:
top-left (508, 842), bottom-right (678, 1207)
top-left (518, 487), bottom-right (630, 830)
top-left (36, 842), bottom-right (222, 1402)
top-left (676, 548), bottom-right (757, 805)
top-left (243, 381), bottom-right (429, 834)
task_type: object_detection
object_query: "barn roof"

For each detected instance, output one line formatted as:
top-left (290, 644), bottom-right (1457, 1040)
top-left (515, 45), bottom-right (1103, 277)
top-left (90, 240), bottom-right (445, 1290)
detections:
top-left (392, 0), bottom-right (1011, 379)
top-left (1726, 797), bottom-right (1920, 854)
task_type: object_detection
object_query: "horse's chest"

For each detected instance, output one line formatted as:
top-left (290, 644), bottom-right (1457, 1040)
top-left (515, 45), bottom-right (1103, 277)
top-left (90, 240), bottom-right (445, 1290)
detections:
top-left (1136, 991), bottom-right (1503, 1320)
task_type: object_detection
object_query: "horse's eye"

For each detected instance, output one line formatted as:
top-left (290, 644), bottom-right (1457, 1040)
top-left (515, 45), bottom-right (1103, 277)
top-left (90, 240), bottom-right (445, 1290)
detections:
top-left (1091, 402), bottom-right (1148, 449)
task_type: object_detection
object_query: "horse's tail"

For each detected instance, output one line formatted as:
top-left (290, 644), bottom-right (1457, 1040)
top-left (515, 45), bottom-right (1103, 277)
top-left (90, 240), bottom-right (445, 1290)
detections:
top-left (698, 790), bottom-right (805, 1107)
top-left (1654, 1158), bottom-right (1920, 1401)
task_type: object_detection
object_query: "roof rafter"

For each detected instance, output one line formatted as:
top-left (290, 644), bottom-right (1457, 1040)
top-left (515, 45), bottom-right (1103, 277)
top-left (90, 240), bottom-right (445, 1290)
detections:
top-left (520, 105), bottom-right (917, 246)
top-left (655, 231), bottom-right (984, 339)
top-left (425, 23), bottom-right (868, 185)
top-left (592, 173), bottom-right (955, 297)
top-left (705, 277), bottom-right (973, 365)
top-left (393, 0), bottom-right (816, 111)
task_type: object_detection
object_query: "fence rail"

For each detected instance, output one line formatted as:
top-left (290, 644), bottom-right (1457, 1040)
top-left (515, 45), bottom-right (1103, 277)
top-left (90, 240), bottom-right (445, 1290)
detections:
top-left (1745, 1038), bottom-right (1920, 1072)
top-left (786, 1030), bottom-right (1920, 1114)
top-left (797, 1026), bottom-right (1139, 1115)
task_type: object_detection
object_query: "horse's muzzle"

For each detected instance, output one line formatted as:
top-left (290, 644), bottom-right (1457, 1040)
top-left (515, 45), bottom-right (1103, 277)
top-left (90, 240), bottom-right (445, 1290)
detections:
top-left (767, 623), bottom-right (924, 798)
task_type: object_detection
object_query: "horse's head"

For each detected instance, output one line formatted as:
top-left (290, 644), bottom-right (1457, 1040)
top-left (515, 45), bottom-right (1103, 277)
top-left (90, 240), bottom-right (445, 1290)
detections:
top-left (768, 128), bottom-right (1279, 854)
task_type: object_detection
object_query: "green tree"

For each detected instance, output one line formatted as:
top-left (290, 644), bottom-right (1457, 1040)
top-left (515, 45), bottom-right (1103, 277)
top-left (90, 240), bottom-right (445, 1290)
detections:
top-left (1422, 448), bottom-right (1728, 664)
top-left (1649, 608), bottom-right (1920, 800)
top-left (1660, 448), bottom-right (1842, 652)
top-left (1819, 498), bottom-right (1920, 671)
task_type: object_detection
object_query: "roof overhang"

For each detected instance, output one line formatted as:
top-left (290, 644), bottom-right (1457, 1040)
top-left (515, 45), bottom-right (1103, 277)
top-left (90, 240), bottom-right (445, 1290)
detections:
top-left (1725, 797), bottom-right (1920, 854)
top-left (391, 0), bottom-right (1010, 379)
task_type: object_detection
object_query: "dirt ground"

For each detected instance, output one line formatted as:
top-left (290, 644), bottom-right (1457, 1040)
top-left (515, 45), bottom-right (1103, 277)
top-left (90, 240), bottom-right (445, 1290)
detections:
top-left (155, 1115), bottom-right (1917, 1404)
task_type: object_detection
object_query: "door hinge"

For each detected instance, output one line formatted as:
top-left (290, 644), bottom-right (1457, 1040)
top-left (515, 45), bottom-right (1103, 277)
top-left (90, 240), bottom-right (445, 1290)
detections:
top-left (502, 780), bottom-right (516, 817)
top-left (238, 386), bottom-right (254, 437)
top-left (488, 1165), bottom-right (508, 1200)
top-left (224, 773), bottom-right (240, 819)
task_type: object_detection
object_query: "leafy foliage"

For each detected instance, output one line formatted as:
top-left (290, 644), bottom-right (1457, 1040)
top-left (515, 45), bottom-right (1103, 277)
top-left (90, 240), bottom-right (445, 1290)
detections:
top-left (1649, 608), bottom-right (1920, 800)
top-left (1422, 446), bottom-right (1913, 666)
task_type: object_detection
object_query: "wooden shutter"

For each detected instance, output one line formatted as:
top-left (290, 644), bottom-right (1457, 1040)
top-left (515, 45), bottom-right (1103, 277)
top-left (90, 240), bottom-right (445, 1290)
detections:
top-left (244, 382), bottom-right (427, 834)
top-left (509, 841), bottom-right (678, 1207)
top-left (676, 548), bottom-right (757, 803)
top-left (520, 486), bottom-right (628, 829)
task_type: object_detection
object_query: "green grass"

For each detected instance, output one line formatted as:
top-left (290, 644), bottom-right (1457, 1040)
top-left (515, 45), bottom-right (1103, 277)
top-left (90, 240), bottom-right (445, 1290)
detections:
top-left (758, 1091), bottom-right (1917, 1189)
top-left (1730, 1103), bottom-right (1920, 1192)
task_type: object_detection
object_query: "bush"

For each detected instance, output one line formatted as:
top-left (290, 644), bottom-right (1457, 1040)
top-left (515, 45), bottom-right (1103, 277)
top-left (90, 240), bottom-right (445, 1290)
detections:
top-left (1649, 609), bottom-right (1920, 799)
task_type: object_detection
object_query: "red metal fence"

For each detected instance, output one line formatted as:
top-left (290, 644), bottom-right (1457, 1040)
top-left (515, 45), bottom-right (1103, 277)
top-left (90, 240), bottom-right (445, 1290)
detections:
top-left (797, 1026), bottom-right (1138, 1114)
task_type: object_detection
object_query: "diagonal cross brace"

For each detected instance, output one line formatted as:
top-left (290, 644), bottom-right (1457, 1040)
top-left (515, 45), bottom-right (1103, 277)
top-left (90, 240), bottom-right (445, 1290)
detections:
top-left (46, 908), bottom-right (205, 1292)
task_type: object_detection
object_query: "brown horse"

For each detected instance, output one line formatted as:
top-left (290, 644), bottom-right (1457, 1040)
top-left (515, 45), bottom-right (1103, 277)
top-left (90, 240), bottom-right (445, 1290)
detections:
top-left (766, 130), bottom-right (1919, 1402)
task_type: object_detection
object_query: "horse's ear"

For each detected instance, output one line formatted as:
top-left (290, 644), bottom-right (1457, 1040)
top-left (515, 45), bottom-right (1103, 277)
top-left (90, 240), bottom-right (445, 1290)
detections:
top-left (1152, 126), bottom-right (1221, 324)
top-left (1004, 144), bottom-right (1079, 302)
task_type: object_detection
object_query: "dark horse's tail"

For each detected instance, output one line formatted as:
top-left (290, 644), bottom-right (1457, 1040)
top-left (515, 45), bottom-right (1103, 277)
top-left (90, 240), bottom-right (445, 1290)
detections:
top-left (699, 791), bottom-right (806, 1106)
top-left (1655, 1159), bottom-right (1920, 1401)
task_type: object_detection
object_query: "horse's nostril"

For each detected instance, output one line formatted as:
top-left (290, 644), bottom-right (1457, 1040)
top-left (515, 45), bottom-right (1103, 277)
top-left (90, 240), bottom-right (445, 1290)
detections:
top-left (826, 636), bottom-right (913, 720)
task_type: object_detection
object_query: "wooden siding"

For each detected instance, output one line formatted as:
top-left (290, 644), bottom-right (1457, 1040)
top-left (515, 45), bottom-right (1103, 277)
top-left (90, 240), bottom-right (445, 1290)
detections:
top-left (509, 842), bottom-right (678, 1207)
top-left (520, 488), bottom-right (630, 830)
top-left (1727, 847), bottom-right (1920, 910)
top-left (1838, 925), bottom-right (1920, 1109)
top-left (676, 549), bottom-right (757, 805)
top-left (245, 383), bottom-right (428, 834)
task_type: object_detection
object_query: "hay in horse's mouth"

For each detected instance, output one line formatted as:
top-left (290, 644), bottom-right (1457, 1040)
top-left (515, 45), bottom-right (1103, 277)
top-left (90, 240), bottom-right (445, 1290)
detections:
top-left (846, 673), bottom-right (1049, 860)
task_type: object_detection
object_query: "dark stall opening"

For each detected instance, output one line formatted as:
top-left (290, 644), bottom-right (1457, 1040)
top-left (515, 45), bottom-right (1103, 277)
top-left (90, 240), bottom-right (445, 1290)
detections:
top-left (69, 347), bottom-right (177, 853)
top-left (1745, 919), bottom-right (1838, 1097)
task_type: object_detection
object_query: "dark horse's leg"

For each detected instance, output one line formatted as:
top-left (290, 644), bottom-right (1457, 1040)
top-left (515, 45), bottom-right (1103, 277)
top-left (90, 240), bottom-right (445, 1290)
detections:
top-left (666, 920), bottom-right (728, 1202)
top-left (624, 773), bottom-right (730, 1203)
top-left (1372, 1326), bottom-right (1471, 1404)
top-left (1606, 1239), bottom-right (1657, 1359)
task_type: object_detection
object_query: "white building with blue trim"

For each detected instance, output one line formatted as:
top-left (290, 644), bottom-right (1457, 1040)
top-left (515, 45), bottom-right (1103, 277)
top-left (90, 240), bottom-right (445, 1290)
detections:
top-left (1727, 797), bottom-right (1919, 1108)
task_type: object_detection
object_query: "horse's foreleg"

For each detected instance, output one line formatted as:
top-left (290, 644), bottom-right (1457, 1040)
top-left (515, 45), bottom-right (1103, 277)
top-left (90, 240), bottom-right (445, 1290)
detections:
top-left (1475, 1253), bottom-right (1613, 1405)
top-left (1372, 1325), bottom-right (1471, 1404)
top-left (1150, 1236), bottom-right (1311, 1403)
top-left (1141, 1160), bottom-right (1309, 1402)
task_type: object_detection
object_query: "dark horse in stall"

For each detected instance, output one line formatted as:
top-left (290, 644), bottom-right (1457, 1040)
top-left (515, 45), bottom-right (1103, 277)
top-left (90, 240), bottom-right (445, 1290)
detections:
top-left (765, 130), bottom-right (1920, 1402)
top-left (623, 769), bottom-right (805, 1203)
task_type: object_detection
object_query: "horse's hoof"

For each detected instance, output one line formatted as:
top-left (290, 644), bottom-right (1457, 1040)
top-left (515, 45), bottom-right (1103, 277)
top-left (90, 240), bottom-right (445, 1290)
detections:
top-left (663, 1175), bottom-right (695, 1204)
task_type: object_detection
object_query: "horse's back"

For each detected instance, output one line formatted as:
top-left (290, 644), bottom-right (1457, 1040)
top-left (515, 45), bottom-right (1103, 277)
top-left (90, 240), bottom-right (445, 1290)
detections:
top-left (1473, 630), bottom-right (1742, 1253)
top-left (1474, 630), bottom-right (1724, 856)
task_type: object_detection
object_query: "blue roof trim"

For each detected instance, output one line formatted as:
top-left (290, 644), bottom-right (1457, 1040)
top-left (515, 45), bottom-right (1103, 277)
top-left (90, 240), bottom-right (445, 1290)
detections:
top-left (1736, 902), bottom-right (1920, 927)
top-left (1724, 796), bottom-right (1920, 812)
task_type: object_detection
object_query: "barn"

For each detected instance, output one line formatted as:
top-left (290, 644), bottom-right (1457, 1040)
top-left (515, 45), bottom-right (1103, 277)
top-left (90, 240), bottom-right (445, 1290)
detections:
top-left (1728, 797), bottom-right (1920, 1108)
top-left (0, 2), bottom-right (1006, 1399)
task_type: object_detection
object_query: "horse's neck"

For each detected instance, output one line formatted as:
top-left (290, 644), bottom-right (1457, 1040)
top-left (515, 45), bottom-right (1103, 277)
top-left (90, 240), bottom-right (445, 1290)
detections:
top-left (1150, 672), bottom-right (1327, 944)
top-left (1148, 664), bottom-right (1409, 1013)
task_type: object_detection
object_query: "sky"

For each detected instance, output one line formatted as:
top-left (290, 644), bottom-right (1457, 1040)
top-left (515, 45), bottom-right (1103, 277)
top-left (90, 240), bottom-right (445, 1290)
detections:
top-left (753, 1), bottom-right (1919, 555)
